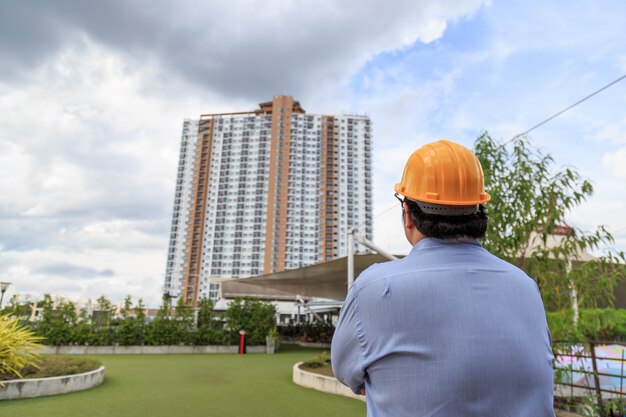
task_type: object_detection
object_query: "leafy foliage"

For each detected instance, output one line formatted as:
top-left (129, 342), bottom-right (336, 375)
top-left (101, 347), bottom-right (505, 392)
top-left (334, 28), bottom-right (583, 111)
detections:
top-left (547, 308), bottom-right (626, 341)
top-left (474, 133), bottom-right (626, 313)
top-left (194, 298), bottom-right (228, 345)
top-left (1, 294), bottom-right (32, 317)
top-left (4, 356), bottom-right (102, 380)
top-left (278, 322), bottom-right (335, 343)
top-left (0, 314), bottom-right (43, 381)
top-left (300, 351), bottom-right (331, 369)
top-left (116, 315), bottom-right (145, 346)
top-left (223, 298), bottom-right (276, 345)
top-left (27, 294), bottom-right (277, 346)
top-left (36, 295), bottom-right (77, 346)
top-left (196, 297), bottom-right (216, 328)
top-left (144, 297), bottom-right (187, 345)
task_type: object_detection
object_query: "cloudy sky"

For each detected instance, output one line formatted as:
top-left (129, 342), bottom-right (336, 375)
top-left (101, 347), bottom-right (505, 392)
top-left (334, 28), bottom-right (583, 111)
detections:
top-left (1, 0), bottom-right (626, 306)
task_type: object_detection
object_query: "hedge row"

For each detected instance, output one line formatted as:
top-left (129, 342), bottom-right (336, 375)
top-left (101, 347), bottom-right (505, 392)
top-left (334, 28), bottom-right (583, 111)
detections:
top-left (277, 322), bottom-right (335, 343)
top-left (277, 310), bottom-right (626, 344)
top-left (23, 296), bottom-right (276, 346)
top-left (32, 319), bottom-right (237, 346)
top-left (546, 308), bottom-right (626, 341)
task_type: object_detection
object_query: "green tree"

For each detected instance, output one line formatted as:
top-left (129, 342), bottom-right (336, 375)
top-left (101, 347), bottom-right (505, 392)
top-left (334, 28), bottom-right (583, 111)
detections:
top-left (134, 298), bottom-right (146, 322)
top-left (474, 133), bottom-right (626, 335)
top-left (224, 298), bottom-right (276, 345)
top-left (115, 296), bottom-right (146, 346)
top-left (1, 294), bottom-right (18, 316)
top-left (35, 295), bottom-right (77, 345)
top-left (197, 297), bottom-right (216, 328)
top-left (93, 295), bottom-right (115, 327)
top-left (193, 297), bottom-right (226, 345)
top-left (145, 297), bottom-right (185, 345)
top-left (175, 297), bottom-right (195, 331)
top-left (2, 295), bottom-right (32, 318)
top-left (70, 318), bottom-right (95, 346)
top-left (87, 295), bottom-right (116, 345)
top-left (120, 295), bottom-right (133, 318)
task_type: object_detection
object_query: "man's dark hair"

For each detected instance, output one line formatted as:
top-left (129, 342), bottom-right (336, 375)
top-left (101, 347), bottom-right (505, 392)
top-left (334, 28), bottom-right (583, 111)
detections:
top-left (403, 199), bottom-right (488, 239)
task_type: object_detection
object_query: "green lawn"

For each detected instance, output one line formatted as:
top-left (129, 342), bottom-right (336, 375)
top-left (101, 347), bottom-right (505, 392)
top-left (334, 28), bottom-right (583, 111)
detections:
top-left (0, 346), bottom-right (365, 417)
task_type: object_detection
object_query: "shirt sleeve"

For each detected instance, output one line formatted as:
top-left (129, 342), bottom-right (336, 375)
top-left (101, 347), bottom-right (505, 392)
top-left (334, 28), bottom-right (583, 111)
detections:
top-left (331, 289), bottom-right (366, 394)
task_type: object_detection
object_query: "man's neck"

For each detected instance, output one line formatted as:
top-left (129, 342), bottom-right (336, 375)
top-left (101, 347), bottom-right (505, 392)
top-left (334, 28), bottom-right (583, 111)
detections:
top-left (407, 230), bottom-right (426, 246)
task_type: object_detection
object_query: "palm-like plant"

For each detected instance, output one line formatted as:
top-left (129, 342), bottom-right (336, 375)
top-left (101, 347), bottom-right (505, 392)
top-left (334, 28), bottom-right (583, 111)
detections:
top-left (0, 314), bottom-right (43, 382)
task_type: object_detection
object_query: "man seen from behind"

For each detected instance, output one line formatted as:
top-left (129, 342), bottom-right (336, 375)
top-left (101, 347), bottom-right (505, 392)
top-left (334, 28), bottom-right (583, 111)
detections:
top-left (331, 140), bottom-right (555, 417)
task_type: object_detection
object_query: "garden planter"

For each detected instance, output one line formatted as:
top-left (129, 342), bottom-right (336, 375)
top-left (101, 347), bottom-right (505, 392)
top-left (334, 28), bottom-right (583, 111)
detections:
top-left (266, 336), bottom-right (279, 354)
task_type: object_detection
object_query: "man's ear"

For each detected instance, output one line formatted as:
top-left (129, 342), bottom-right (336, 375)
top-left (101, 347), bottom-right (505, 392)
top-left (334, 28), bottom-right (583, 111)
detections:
top-left (402, 202), bottom-right (426, 246)
top-left (403, 202), bottom-right (414, 229)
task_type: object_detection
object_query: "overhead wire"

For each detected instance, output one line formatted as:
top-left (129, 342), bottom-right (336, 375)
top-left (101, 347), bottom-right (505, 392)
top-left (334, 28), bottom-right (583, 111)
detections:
top-left (373, 202), bottom-right (399, 220)
top-left (355, 74), bottom-right (626, 236)
top-left (501, 73), bottom-right (626, 148)
top-left (353, 201), bottom-right (399, 233)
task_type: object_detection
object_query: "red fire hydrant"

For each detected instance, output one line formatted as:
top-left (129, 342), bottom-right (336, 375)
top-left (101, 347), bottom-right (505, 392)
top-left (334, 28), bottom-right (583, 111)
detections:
top-left (238, 330), bottom-right (247, 355)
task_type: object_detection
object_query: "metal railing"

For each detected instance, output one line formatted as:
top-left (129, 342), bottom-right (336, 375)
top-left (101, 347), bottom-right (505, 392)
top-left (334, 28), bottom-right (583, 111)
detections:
top-left (553, 341), bottom-right (626, 416)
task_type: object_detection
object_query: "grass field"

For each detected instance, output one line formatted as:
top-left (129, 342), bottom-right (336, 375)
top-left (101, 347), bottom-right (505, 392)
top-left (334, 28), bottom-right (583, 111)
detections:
top-left (0, 346), bottom-right (365, 417)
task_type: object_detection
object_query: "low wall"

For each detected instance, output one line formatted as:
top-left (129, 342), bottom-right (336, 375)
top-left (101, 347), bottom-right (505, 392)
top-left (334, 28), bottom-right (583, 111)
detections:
top-left (0, 366), bottom-right (105, 400)
top-left (282, 341), bottom-right (331, 349)
top-left (38, 345), bottom-right (266, 355)
top-left (292, 364), bottom-right (583, 416)
top-left (292, 362), bottom-right (365, 402)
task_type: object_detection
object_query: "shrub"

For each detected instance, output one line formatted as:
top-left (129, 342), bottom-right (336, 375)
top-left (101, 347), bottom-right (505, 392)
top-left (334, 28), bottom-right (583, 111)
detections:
top-left (300, 351), bottom-right (331, 369)
top-left (144, 318), bottom-right (188, 346)
top-left (70, 321), bottom-right (96, 345)
top-left (224, 298), bottom-right (276, 345)
top-left (142, 297), bottom-right (186, 346)
top-left (115, 318), bottom-right (145, 346)
top-left (192, 327), bottom-right (228, 345)
top-left (4, 356), bottom-right (102, 380)
top-left (547, 308), bottom-right (626, 341)
top-left (278, 322), bottom-right (335, 343)
top-left (28, 294), bottom-right (280, 347)
top-left (0, 315), bottom-right (43, 380)
top-left (35, 296), bottom-right (76, 345)
top-left (578, 309), bottom-right (626, 340)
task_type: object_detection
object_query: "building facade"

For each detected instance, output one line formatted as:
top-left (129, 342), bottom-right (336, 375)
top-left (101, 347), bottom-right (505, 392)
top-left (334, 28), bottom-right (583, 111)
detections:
top-left (164, 96), bottom-right (372, 305)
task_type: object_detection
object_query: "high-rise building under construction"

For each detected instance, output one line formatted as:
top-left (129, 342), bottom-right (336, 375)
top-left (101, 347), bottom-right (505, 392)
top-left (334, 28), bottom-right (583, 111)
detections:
top-left (164, 96), bottom-right (372, 304)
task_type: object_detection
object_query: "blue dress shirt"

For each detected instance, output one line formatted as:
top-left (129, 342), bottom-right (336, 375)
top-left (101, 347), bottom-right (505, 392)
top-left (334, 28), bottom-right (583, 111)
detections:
top-left (331, 238), bottom-right (555, 417)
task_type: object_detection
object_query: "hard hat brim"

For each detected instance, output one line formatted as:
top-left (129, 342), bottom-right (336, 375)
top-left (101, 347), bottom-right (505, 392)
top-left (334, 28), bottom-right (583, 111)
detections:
top-left (394, 183), bottom-right (491, 206)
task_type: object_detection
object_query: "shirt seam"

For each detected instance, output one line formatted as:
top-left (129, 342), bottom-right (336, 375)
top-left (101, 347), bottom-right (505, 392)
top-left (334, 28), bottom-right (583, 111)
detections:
top-left (354, 265), bottom-right (529, 293)
top-left (353, 290), bottom-right (368, 377)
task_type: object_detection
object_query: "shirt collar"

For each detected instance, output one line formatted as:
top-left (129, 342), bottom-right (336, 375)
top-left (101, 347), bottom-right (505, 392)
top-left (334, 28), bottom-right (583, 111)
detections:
top-left (409, 237), bottom-right (482, 256)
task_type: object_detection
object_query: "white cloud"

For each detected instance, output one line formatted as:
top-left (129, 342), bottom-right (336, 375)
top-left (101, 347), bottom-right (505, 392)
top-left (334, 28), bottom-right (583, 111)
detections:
top-left (569, 197), bottom-right (626, 257)
top-left (594, 118), bottom-right (626, 145)
top-left (0, 40), bottom-right (217, 304)
top-left (0, 248), bottom-right (163, 306)
top-left (0, 1), bottom-right (493, 304)
top-left (602, 146), bottom-right (626, 180)
top-left (1, 0), bottom-right (490, 100)
top-left (3, 0), bottom-right (626, 306)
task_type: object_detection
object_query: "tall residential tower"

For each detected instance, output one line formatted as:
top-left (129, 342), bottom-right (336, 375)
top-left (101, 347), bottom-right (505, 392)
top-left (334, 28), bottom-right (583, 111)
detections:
top-left (164, 96), bottom-right (372, 305)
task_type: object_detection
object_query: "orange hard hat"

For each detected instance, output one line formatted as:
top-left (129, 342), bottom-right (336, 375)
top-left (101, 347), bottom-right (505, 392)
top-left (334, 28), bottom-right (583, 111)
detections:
top-left (394, 140), bottom-right (490, 209)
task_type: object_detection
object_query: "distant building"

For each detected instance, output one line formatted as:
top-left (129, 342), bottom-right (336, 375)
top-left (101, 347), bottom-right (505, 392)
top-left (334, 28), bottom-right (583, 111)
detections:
top-left (164, 96), bottom-right (373, 305)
